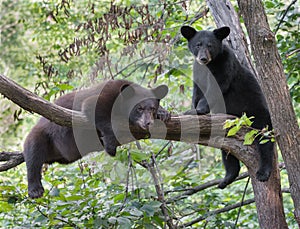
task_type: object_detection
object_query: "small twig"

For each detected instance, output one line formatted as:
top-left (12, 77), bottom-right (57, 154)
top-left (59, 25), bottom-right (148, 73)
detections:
top-left (105, 54), bottom-right (114, 80)
top-left (178, 198), bottom-right (256, 228)
top-left (119, 152), bottom-right (133, 212)
top-left (78, 160), bottom-right (87, 189)
top-left (274, 0), bottom-right (298, 34)
top-left (142, 155), bottom-right (175, 228)
top-left (166, 163), bottom-right (286, 203)
top-left (166, 172), bottom-right (249, 203)
top-left (234, 177), bottom-right (251, 228)
top-left (112, 53), bottom-right (158, 78)
top-left (170, 7), bottom-right (209, 45)
top-left (155, 141), bottom-right (171, 159)
top-left (36, 205), bottom-right (79, 228)
top-left (286, 48), bottom-right (300, 58)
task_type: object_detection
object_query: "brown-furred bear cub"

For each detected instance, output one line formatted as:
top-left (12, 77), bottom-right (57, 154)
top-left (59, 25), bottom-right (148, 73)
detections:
top-left (24, 80), bottom-right (170, 199)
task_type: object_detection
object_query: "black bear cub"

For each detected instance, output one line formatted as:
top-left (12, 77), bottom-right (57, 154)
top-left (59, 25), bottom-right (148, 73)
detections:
top-left (24, 80), bottom-right (170, 198)
top-left (181, 26), bottom-right (274, 188)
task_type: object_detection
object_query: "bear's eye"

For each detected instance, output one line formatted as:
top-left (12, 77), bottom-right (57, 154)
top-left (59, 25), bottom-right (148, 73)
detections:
top-left (137, 106), bottom-right (144, 112)
top-left (207, 43), bottom-right (212, 48)
top-left (151, 107), bottom-right (156, 112)
top-left (196, 42), bottom-right (202, 47)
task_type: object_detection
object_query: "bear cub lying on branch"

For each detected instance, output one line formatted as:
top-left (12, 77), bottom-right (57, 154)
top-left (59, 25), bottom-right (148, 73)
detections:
top-left (181, 26), bottom-right (274, 188)
top-left (24, 80), bottom-right (170, 198)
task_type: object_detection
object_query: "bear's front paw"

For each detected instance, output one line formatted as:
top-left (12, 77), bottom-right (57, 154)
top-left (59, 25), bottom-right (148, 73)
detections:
top-left (102, 135), bottom-right (119, 157)
top-left (256, 169), bottom-right (271, 182)
top-left (157, 109), bottom-right (171, 122)
top-left (184, 109), bottom-right (197, 115)
top-left (218, 180), bottom-right (228, 189)
top-left (28, 185), bottom-right (44, 199)
top-left (184, 108), bottom-right (209, 115)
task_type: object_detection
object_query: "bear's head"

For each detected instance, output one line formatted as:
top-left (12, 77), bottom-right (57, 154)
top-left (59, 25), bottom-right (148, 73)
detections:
top-left (116, 83), bottom-right (168, 131)
top-left (181, 26), bottom-right (230, 65)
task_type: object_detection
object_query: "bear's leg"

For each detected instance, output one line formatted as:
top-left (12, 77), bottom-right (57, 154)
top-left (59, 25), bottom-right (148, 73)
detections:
top-left (184, 82), bottom-right (210, 115)
top-left (218, 150), bottom-right (240, 189)
top-left (102, 135), bottom-right (119, 156)
top-left (195, 97), bottom-right (210, 114)
top-left (156, 106), bottom-right (171, 122)
top-left (23, 132), bottom-right (48, 199)
top-left (96, 122), bottom-right (119, 157)
top-left (255, 140), bottom-right (274, 182)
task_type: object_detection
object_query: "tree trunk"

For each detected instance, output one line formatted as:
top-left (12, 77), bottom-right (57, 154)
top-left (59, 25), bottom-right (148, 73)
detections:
top-left (237, 0), bottom-right (300, 226)
top-left (207, 0), bottom-right (288, 228)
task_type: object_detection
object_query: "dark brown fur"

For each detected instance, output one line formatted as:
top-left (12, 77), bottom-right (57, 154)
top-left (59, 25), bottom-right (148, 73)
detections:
top-left (24, 80), bottom-right (169, 198)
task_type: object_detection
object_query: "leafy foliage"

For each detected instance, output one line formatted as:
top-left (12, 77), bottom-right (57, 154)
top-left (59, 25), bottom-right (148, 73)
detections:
top-left (0, 0), bottom-right (298, 228)
top-left (224, 114), bottom-right (275, 145)
top-left (265, 0), bottom-right (300, 111)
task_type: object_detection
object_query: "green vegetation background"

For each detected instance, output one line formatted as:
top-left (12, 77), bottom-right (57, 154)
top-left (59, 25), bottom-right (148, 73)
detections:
top-left (0, 0), bottom-right (299, 228)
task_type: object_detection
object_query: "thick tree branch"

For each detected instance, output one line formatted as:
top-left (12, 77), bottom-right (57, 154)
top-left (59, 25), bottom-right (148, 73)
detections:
top-left (0, 73), bottom-right (260, 173)
top-left (0, 74), bottom-right (89, 127)
top-left (0, 114), bottom-right (257, 173)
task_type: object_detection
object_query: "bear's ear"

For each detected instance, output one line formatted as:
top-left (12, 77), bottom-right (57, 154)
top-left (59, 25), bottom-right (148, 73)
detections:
top-left (120, 84), bottom-right (135, 99)
top-left (152, 85), bottom-right (168, 100)
top-left (181, 26), bottom-right (197, 40)
top-left (213, 26), bottom-right (230, 40)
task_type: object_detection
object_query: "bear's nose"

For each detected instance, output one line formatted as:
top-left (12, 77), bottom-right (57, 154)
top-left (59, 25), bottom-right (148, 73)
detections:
top-left (200, 57), bottom-right (208, 63)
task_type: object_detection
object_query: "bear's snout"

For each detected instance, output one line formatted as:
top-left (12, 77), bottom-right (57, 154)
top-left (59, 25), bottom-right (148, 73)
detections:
top-left (196, 49), bottom-right (212, 65)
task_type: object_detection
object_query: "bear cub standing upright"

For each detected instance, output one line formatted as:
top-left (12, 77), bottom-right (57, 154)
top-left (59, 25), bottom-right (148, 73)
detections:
top-left (181, 26), bottom-right (274, 188)
top-left (24, 80), bottom-right (170, 198)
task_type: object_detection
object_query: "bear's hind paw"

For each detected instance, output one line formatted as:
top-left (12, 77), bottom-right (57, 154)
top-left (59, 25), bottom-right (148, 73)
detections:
top-left (256, 169), bottom-right (271, 182)
top-left (28, 185), bottom-right (44, 199)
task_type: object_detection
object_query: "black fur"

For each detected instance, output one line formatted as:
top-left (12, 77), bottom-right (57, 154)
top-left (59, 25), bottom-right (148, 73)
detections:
top-left (181, 26), bottom-right (274, 188)
top-left (24, 80), bottom-right (169, 198)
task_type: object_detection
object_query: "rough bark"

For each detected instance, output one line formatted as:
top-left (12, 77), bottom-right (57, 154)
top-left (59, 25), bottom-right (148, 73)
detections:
top-left (237, 0), bottom-right (300, 226)
top-left (206, 1), bottom-right (287, 228)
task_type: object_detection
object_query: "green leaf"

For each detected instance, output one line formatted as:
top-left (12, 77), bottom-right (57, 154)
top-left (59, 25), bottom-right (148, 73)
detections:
top-left (108, 217), bottom-right (117, 224)
top-left (260, 139), bottom-right (270, 144)
top-left (56, 83), bottom-right (74, 91)
top-left (244, 130), bottom-right (259, 145)
top-left (265, 1), bottom-right (275, 8)
top-left (65, 195), bottom-right (83, 201)
top-left (227, 125), bottom-right (241, 137)
top-left (117, 217), bottom-right (132, 229)
top-left (130, 151), bottom-right (149, 162)
top-left (128, 207), bottom-right (143, 217)
top-left (114, 193), bottom-right (125, 202)
top-left (223, 119), bottom-right (236, 129)
top-left (141, 201), bottom-right (162, 217)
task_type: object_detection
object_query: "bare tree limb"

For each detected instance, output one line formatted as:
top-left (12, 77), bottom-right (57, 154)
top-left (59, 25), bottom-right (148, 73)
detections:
top-left (0, 73), bottom-right (89, 127)
top-left (0, 151), bottom-right (24, 172)
top-left (178, 198), bottom-right (256, 228)
top-left (166, 172), bottom-right (249, 203)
